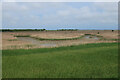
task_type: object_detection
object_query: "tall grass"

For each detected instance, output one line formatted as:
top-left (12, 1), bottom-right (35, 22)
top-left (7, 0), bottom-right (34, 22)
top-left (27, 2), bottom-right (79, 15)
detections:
top-left (14, 35), bottom-right (30, 37)
top-left (2, 43), bottom-right (118, 78)
top-left (14, 34), bottom-right (104, 41)
top-left (31, 36), bottom-right (84, 41)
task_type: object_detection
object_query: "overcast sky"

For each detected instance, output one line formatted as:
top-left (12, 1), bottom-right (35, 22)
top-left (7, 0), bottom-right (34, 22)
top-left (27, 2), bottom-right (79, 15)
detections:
top-left (2, 2), bottom-right (118, 30)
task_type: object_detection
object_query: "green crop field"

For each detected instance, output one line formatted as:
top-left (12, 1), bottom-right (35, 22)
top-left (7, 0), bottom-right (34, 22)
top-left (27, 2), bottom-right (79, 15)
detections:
top-left (2, 43), bottom-right (118, 78)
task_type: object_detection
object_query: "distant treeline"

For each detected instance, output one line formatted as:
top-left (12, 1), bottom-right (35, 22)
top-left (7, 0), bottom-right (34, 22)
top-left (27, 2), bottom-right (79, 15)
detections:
top-left (57, 29), bottom-right (78, 31)
top-left (0, 29), bottom-right (79, 32)
top-left (1, 29), bottom-right (46, 32)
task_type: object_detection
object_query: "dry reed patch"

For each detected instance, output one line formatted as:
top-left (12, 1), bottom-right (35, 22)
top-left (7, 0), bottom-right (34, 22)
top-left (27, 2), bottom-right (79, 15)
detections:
top-left (2, 32), bottom-right (32, 49)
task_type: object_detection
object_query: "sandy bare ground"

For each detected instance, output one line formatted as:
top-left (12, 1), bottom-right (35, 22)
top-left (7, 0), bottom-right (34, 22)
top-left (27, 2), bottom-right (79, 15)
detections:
top-left (2, 30), bottom-right (118, 50)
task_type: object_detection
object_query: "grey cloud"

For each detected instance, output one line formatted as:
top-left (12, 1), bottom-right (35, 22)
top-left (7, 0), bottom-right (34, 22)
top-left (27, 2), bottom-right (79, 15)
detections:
top-left (2, 2), bottom-right (118, 29)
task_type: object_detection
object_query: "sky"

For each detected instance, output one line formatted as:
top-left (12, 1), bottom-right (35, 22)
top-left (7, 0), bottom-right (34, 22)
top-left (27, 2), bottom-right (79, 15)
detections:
top-left (1, 0), bottom-right (119, 2)
top-left (2, 2), bottom-right (118, 30)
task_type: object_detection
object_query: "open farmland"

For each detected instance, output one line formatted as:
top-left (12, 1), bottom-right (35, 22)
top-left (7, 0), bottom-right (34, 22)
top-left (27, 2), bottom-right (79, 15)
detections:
top-left (2, 30), bottom-right (118, 50)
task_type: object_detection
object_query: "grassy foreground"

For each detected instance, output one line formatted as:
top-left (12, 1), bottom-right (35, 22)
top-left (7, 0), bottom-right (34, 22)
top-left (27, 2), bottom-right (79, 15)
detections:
top-left (2, 43), bottom-right (118, 78)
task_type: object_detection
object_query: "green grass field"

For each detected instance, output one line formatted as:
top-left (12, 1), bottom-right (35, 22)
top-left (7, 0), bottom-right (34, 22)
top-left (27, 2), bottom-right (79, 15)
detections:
top-left (2, 43), bottom-right (118, 78)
